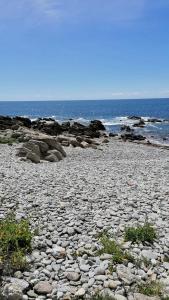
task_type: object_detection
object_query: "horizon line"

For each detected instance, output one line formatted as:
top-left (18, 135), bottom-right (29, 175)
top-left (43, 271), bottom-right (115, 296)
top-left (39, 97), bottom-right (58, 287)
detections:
top-left (0, 97), bottom-right (169, 102)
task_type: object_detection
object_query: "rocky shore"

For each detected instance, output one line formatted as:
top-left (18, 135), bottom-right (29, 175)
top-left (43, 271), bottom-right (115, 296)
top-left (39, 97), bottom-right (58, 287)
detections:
top-left (0, 126), bottom-right (169, 299)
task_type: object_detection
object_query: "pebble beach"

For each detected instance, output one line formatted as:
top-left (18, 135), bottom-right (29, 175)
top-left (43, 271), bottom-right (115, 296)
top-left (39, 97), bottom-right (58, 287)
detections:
top-left (1, 139), bottom-right (169, 299)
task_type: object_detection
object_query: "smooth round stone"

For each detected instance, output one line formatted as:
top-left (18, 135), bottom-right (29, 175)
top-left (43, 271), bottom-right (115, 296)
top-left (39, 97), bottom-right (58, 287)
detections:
top-left (75, 288), bottom-right (86, 297)
top-left (34, 281), bottom-right (53, 295)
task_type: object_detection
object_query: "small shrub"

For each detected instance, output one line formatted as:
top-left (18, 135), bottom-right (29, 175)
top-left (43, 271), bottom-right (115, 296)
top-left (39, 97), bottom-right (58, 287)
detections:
top-left (98, 234), bottom-right (124, 263)
top-left (97, 233), bottom-right (136, 265)
top-left (0, 215), bottom-right (33, 271)
top-left (125, 222), bottom-right (157, 244)
top-left (138, 281), bottom-right (163, 296)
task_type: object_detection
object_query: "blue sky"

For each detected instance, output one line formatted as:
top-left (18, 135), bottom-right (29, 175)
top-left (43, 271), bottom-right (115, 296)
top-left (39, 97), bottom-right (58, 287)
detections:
top-left (0, 0), bottom-right (169, 100)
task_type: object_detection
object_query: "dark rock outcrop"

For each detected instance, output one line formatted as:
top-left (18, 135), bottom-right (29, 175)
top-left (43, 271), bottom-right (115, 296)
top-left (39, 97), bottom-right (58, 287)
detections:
top-left (61, 120), bottom-right (106, 138)
top-left (121, 125), bottom-right (134, 132)
top-left (147, 118), bottom-right (162, 123)
top-left (0, 116), bottom-right (31, 130)
top-left (133, 119), bottom-right (145, 128)
top-left (32, 118), bottom-right (62, 136)
top-left (128, 116), bottom-right (142, 120)
top-left (121, 133), bottom-right (146, 141)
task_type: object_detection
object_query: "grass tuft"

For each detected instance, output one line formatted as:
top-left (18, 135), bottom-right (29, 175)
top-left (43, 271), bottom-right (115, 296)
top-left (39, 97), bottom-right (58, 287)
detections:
top-left (124, 222), bottom-right (157, 244)
top-left (0, 214), bottom-right (33, 271)
top-left (138, 281), bottom-right (163, 296)
top-left (97, 234), bottom-right (135, 265)
top-left (98, 234), bottom-right (124, 264)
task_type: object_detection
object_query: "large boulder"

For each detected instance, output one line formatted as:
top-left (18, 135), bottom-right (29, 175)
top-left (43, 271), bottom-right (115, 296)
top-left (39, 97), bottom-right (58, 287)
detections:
top-left (16, 135), bottom-right (66, 163)
top-left (89, 120), bottom-right (106, 131)
top-left (26, 151), bottom-right (40, 163)
top-left (1, 283), bottom-right (23, 300)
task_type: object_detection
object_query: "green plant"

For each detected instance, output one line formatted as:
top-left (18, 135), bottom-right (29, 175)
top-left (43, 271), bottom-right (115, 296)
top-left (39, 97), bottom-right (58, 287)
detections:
top-left (98, 234), bottom-right (124, 263)
top-left (0, 137), bottom-right (18, 145)
top-left (125, 222), bottom-right (157, 244)
top-left (0, 215), bottom-right (33, 271)
top-left (138, 281), bottom-right (163, 296)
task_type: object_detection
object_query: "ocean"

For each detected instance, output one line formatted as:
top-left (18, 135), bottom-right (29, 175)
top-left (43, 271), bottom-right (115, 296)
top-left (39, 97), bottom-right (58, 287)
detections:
top-left (0, 98), bottom-right (169, 143)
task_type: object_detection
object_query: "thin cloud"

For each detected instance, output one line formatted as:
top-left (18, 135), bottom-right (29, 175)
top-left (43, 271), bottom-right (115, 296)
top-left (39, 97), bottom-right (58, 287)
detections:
top-left (0, 0), bottom-right (147, 27)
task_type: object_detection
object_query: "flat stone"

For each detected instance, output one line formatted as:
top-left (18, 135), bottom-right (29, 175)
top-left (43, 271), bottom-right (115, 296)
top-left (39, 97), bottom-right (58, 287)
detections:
top-left (10, 278), bottom-right (29, 292)
top-left (34, 281), bottom-right (53, 295)
top-left (108, 280), bottom-right (121, 289)
top-left (66, 272), bottom-right (81, 281)
top-left (75, 288), bottom-right (86, 297)
top-left (141, 250), bottom-right (159, 260)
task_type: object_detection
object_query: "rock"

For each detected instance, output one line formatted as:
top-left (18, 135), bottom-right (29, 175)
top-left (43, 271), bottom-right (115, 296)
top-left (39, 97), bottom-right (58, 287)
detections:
top-left (26, 151), bottom-right (40, 163)
top-left (116, 265), bottom-right (135, 284)
top-left (61, 140), bottom-right (70, 147)
top-left (40, 138), bottom-right (66, 157)
top-left (147, 118), bottom-right (162, 123)
top-left (13, 116), bottom-right (32, 128)
top-left (66, 272), bottom-right (81, 281)
top-left (32, 118), bottom-right (62, 136)
top-left (133, 119), bottom-right (145, 127)
top-left (89, 120), bottom-right (106, 131)
top-left (47, 149), bottom-right (63, 160)
top-left (133, 293), bottom-right (160, 300)
top-left (34, 281), bottom-right (53, 295)
top-left (109, 132), bottom-right (118, 137)
top-left (45, 154), bottom-right (59, 162)
top-left (80, 264), bottom-right (90, 272)
top-left (141, 250), bottom-right (159, 260)
top-left (70, 139), bottom-right (83, 148)
top-left (23, 141), bottom-right (41, 156)
top-left (102, 138), bottom-right (109, 143)
top-left (75, 288), bottom-right (86, 297)
top-left (121, 125), bottom-right (134, 132)
top-left (114, 295), bottom-right (127, 300)
top-left (128, 116), bottom-right (142, 120)
top-left (52, 246), bottom-right (66, 258)
top-left (163, 262), bottom-right (169, 270)
top-left (108, 280), bottom-right (121, 289)
top-left (10, 279), bottom-right (29, 292)
top-left (16, 146), bottom-right (31, 157)
top-left (0, 115), bottom-right (31, 130)
top-left (2, 283), bottom-right (23, 300)
top-left (94, 266), bottom-right (106, 275)
top-left (30, 140), bottom-right (49, 154)
top-left (121, 133), bottom-right (146, 141)
top-left (61, 119), bottom-right (105, 138)
top-left (16, 135), bottom-right (66, 163)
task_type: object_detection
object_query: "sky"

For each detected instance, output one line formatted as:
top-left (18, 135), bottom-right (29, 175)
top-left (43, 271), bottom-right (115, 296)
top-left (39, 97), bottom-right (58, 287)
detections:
top-left (0, 0), bottom-right (169, 100)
